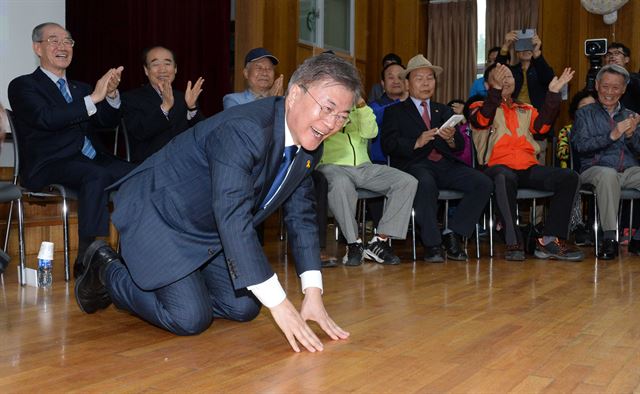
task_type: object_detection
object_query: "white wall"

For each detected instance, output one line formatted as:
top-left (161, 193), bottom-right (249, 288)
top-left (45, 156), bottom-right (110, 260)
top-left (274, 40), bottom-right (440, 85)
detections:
top-left (0, 0), bottom-right (65, 167)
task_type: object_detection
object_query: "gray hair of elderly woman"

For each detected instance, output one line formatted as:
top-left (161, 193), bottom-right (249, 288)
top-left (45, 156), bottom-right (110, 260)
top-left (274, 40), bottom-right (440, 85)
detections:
top-left (287, 53), bottom-right (362, 106)
top-left (596, 64), bottom-right (630, 85)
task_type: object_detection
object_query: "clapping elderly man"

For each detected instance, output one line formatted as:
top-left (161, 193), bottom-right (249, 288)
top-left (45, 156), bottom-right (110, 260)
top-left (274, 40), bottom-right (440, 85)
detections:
top-left (572, 64), bottom-right (640, 259)
top-left (223, 47), bottom-right (284, 109)
top-left (122, 46), bottom-right (205, 163)
top-left (8, 22), bottom-right (135, 279)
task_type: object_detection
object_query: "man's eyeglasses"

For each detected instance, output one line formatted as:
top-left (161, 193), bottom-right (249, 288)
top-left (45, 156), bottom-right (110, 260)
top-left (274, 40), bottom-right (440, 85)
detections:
top-left (39, 37), bottom-right (75, 48)
top-left (301, 85), bottom-right (350, 127)
top-left (605, 50), bottom-right (625, 58)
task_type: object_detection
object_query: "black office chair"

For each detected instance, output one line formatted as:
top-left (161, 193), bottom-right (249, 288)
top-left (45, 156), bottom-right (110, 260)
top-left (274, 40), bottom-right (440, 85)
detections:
top-left (0, 179), bottom-right (25, 283)
top-left (6, 109), bottom-right (77, 282)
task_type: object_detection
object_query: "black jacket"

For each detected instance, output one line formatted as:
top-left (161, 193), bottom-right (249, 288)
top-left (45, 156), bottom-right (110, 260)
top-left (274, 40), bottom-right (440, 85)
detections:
top-left (122, 84), bottom-right (205, 163)
top-left (496, 52), bottom-right (555, 111)
top-left (380, 98), bottom-right (464, 171)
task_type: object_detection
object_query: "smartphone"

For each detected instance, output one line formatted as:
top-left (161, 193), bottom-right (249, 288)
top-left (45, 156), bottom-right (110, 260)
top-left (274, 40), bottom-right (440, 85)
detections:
top-left (515, 28), bottom-right (535, 52)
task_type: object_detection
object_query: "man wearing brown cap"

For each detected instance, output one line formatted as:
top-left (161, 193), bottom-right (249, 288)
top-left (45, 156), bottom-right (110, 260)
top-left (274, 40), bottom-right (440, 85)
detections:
top-left (381, 54), bottom-right (493, 262)
top-left (223, 47), bottom-right (284, 109)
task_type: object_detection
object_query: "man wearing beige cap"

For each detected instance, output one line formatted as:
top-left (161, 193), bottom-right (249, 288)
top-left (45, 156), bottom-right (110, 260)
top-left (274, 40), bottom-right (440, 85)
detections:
top-left (381, 54), bottom-right (492, 262)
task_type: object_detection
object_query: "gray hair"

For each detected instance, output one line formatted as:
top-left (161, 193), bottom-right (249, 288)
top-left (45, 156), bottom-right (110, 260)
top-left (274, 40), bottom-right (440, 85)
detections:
top-left (596, 64), bottom-right (630, 85)
top-left (32, 22), bottom-right (66, 42)
top-left (287, 53), bottom-right (362, 105)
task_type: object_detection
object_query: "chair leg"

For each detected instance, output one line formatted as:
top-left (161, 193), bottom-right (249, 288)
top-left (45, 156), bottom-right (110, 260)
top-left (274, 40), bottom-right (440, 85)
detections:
top-left (362, 199), bottom-right (367, 242)
top-left (3, 200), bottom-right (14, 252)
top-left (532, 198), bottom-right (537, 226)
top-left (444, 200), bottom-right (449, 229)
top-left (17, 198), bottom-right (26, 286)
top-left (489, 198), bottom-right (494, 257)
top-left (411, 208), bottom-right (416, 261)
top-left (593, 192), bottom-right (599, 257)
top-left (616, 200), bottom-right (621, 242)
top-left (475, 223), bottom-right (480, 259)
top-left (62, 196), bottom-right (70, 282)
top-left (629, 200), bottom-right (634, 243)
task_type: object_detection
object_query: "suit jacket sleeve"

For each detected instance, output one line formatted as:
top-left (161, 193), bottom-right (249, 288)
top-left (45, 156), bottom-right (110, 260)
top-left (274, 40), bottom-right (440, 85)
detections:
top-left (9, 76), bottom-right (96, 131)
top-left (189, 108), bottom-right (205, 126)
top-left (123, 89), bottom-right (184, 141)
top-left (381, 104), bottom-right (420, 159)
top-left (282, 165), bottom-right (322, 274)
top-left (205, 118), bottom-right (277, 289)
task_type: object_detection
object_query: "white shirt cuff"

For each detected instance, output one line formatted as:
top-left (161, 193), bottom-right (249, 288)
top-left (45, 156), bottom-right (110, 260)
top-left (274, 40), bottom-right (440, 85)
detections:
top-left (247, 274), bottom-right (286, 308)
top-left (160, 105), bottom-right (169, 119)
top-left (300, 270), bottom-right (323, 294)
top-left (106, 91), bottom-right (121, 108)
top-left (84, 96), bottom-right (97, 116)
top-left (187, 109), bottom-right (197, 120)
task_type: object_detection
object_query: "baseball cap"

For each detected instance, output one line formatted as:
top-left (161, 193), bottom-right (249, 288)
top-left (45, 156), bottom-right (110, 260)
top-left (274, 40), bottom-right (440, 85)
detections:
top-left (244, 47), bottom-right (279, 66)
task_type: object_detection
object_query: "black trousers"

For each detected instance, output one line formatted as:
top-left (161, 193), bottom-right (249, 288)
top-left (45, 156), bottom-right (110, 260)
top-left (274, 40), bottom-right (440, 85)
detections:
top-left (407, 159), bottom-right (493, 247)
top-left (27, 152), bottom-right (136, 237)
top-left (484, 164), bottom-right (579, 246)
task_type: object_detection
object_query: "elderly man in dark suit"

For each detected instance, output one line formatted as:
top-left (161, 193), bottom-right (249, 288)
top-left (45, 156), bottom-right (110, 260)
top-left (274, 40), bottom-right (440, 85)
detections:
top-left (8, 22), bottom-right (135, 278)
top-left (122, 46), bottom-right (205, 163)
top-left (381, 54), bottom-right (493, 262)
top-left (75, 53), bottom-right (359, 353)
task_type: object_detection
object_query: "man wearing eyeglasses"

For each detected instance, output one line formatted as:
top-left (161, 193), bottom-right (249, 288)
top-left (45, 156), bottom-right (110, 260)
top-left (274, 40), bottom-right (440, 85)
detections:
top-left (75, 53), bottom-right (359, 353)
top-left (8, 22), bottom-right (135, 279)
top-left (604, 42), bottom-right (640, 114)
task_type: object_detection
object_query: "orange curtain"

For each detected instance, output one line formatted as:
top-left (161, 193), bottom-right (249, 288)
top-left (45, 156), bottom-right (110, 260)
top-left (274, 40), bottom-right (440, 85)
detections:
top-left (426, 0), bottom-right (478, 103)
top-left (486, 0), bottom-right (539, 65)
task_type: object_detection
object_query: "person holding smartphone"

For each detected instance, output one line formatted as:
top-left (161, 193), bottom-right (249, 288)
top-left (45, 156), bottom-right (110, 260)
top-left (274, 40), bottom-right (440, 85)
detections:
top-left (496, 30), bottom-right (555, 112)
top-left (497, 30), bottom-right (556, 166)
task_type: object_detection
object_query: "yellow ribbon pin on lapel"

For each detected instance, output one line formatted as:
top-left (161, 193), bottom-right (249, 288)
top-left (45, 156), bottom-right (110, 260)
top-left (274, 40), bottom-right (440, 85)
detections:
top-left (306, 160), bottom-right (311, 169)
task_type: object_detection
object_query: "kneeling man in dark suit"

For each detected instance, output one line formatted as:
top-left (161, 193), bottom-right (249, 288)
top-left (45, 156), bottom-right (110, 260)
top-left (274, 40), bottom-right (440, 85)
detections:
top-left (75, 53), bottom-right (360, 352)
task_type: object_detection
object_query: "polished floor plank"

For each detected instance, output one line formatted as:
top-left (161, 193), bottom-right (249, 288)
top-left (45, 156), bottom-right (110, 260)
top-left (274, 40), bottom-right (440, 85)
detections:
top-left (2, 227), bottom-right (640, 392)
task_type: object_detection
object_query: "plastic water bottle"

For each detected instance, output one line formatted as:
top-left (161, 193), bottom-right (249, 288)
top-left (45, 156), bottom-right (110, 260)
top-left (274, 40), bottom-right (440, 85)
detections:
top-left (38, 258), bottom-right (52, 287)
top-left (37, 241), bottom-right (54, 288)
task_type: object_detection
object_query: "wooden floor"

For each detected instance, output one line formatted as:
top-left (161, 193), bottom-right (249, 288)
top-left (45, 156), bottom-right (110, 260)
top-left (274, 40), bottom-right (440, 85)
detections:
top-left (2, 225), bottom-right (640, 393)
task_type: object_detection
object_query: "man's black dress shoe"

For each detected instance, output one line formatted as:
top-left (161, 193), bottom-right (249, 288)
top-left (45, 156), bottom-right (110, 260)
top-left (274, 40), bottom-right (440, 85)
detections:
top-left (628, 238), bottom-right (640, 255)
top-left (73, 256), bottom-right (84, 279)
top-left (75, 240), bottom-right (118, 314)
top-left (442, 232), bottom-right (468, 261)
top-left (321, 258), bottom-right (338, 268)
top-left (424, 246), bottom-right (445, 263)
top-left (598, 239), bottom-right (618, 260)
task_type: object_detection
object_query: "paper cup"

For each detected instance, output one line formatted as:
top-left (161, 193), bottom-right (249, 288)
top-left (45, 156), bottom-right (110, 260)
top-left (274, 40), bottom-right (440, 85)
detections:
top-left (37, 241), bottom-right (54, 260)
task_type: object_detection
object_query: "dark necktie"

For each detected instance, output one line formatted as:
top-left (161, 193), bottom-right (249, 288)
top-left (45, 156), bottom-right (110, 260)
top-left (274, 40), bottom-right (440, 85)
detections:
top-left (261, 145), bottom-right (297, 208)
top-left (57, 78), bottom-right (97, 159)
top-left (421, 101), bottom-right (442, 162)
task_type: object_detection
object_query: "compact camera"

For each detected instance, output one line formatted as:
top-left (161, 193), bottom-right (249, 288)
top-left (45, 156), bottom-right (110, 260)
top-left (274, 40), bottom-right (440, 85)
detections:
top-left (584, 38), bottom-right (607, 57)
